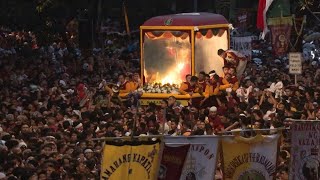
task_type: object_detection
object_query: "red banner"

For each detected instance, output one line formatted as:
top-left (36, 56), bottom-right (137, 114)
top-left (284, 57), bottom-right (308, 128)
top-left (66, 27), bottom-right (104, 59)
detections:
top-left (268, 16), bottom-right (292, 57)
top-left (158, 144), bottom-right (190, 180)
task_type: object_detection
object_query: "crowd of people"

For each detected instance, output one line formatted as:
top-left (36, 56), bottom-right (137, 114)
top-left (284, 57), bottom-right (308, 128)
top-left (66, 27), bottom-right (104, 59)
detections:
top-left (0, 18), bottom-right (320, 179)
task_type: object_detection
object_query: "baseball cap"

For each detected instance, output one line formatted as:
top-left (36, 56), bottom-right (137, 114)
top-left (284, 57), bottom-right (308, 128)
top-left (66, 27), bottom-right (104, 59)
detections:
top-left (209, 106), bottom-right (217, 112)
top-left (84, 149), bottom-right (94, 153)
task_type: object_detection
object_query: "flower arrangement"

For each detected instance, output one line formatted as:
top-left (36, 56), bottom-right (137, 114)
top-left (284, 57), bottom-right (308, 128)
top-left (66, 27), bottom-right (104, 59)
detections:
top-left (136, 83), bottom-right (180, 94)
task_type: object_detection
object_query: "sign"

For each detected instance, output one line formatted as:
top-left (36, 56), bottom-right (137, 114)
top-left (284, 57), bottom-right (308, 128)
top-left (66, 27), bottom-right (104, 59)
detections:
top-left (164, 136), bottom-right (219, 180)
top-left (230, 36), bottom-right (252, 60)
top-left (289, 121), bottom-right (320, 180)
top-left (289, 52), bottom-right (302, 74)
top-left (140, 99), bottom-right (188, 106)
top-left (221, 134), bottom-right (280, 180)
top-left (101, 140), bottom-right (161, 180)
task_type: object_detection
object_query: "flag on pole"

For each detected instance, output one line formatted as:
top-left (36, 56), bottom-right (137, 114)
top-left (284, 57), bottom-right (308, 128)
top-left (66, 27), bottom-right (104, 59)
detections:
top-left (221, 134), bottom-right (280, 180)
top-left (268, 16), bottom-right (292, 57)
top-left (123, 1), bottom-right (130, 36)
top-left (101, 140), bottom-right (161, 180)
top-left (164, 136), bottom-right (219, 180)
top-left (289, 121), bottom-right (320, 180)
top-left (158, 144), bottom-right (190, 180)
top-left (257, 0), bottom-right (274, 39)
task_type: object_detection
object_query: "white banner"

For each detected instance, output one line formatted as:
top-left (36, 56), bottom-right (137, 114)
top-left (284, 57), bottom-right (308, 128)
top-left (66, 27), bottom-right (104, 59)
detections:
top-left (231, 36), bottom-right (253, 60)
top-left (222, 134), bottom-right (280, 180)
top-left (164, 136), bottom-right (219, 180)
top-left (290, 121), bottom-right (320, 180)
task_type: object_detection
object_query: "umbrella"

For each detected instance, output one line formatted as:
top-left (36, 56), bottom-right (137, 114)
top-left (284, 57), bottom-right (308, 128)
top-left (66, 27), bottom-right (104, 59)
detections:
top-left (304, 32), bottom-right (320, 42)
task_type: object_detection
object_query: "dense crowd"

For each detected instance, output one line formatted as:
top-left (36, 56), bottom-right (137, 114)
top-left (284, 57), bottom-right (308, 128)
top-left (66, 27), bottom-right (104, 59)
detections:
top-left (0, 20), bottom-right (320, 179)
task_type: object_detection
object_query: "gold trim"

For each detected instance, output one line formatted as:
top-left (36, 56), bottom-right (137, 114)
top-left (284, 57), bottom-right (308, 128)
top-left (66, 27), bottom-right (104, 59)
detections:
top-left (140, 29), bottom-right (144, 82)
top-left (197, 24), bottom-right (229, 29)
top-left (228, 29), bottom-right (230, 49)
top-left (191, 29), bottom-right (195, 75)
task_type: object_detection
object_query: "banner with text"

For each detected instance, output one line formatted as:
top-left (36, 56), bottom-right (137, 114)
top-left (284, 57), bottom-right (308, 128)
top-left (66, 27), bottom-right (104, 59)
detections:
top-left (164, 136), bottom-right (219, 180)
top-left (289, 52), bottom-right (302, 74)
top-left (231, 36), bottom-right (253, 60)
top-left (289, 121), bottom-right (320, 180)
top-left (101, 140), bottom-right (161, 180)
top-left (158, 144), bottom-right (190, 180)
top-left (222, 134), bottom-right (280, 180)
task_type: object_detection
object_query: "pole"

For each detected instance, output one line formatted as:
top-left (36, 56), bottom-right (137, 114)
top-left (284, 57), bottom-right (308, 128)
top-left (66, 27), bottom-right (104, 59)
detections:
top-left (193, 0), bottom-right (198, 12)
top-left (123, 0), bottom-right (131, 36)
top-left (91, 135), bottom-right (165, 141)
top-left (295, 74), bottom-right (297, 86)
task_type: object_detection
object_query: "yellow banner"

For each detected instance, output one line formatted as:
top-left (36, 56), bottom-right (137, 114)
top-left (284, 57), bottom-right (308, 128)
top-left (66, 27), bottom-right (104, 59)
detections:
top-left (221, 134), bottom-right (280, 180)
top-left (101, 141), bottom-right (161, 180)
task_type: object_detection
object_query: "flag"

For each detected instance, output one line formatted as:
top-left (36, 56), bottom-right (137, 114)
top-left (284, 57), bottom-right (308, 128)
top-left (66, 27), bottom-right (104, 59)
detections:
top-left (101, 140), bottom-right (161, 180)
top-left (158, 144), bottom-right (190, 180)
top-left (221, 134), bottom-right (280, 180)
top-left (268, 16), bottom-right (292, 57)
top-left (164, 136), bottom-right (219, 180)
top-left (289, 121), bottom-right (320, 180)
top-left (257, 0), bottom-right (274, 39)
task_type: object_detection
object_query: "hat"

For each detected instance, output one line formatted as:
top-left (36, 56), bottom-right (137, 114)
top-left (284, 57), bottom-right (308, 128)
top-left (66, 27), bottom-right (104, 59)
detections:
top-left (18, 141), bottom-right (27, 148)
top-left (75, 122), bottom-right (83, 129)
top-left (209, 106), bottom-right (217, 112)
top-left (59, 80), bottom-right (66, 87)
top-left (208, 70), bottom-right (216, 77)
top-left (84, 148), bottom-right (94, 153)
top-left (274, 59), bottom-right (281, 63)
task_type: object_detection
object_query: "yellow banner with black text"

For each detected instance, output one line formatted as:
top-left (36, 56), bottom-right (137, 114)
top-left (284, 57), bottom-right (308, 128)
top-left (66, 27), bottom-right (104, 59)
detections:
top-left (101, 140), bottom-right (161, 180)
top-left (221, 134), bottom-right (280, 180)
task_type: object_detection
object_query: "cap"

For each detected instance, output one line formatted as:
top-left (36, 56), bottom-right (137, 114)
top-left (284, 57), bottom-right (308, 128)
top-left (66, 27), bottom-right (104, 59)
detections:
top-left (18, 141), bottom-right (27, 148)
top-left (84, 149), bottom-right (94, 153)
top-left (209, 106), bottom-right (217, 112)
